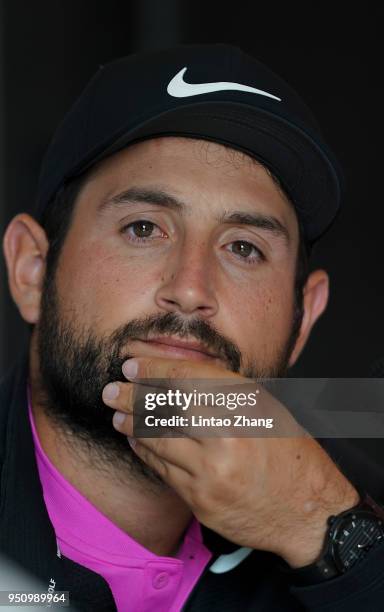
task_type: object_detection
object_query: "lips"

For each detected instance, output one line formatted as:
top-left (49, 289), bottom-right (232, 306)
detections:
top-left (130, 336), bottom-right (220, 363)
top-left (146, 336), bottom-right (216, 355)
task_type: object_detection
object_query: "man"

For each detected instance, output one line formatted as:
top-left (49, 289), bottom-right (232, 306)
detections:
top-left (1, 44), bottom-right (384, 611)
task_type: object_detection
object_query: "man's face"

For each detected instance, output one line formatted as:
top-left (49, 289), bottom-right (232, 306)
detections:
top-left (36, 137), bottom-right (301, 482)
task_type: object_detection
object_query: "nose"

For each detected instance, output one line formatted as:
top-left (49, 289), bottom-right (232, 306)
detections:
top-left (154, 239), bottom-right (219, 318)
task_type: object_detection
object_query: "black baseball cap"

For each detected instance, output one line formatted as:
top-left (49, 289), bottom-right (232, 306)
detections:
top-left (36, 44), bottom-right (345, 243)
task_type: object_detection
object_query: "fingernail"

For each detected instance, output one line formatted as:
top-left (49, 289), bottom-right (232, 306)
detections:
top-left (127, 436), bottom-right (137, 448)
top-left (103, 383), bottom-right (120, 400)
top-left (122, 359), bottom-right (138, 379)
top-left (113, 411), bottom-right (126, 429)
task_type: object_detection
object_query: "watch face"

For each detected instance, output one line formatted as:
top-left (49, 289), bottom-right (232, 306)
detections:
top-left (331, 511), bottom-right (384, 572)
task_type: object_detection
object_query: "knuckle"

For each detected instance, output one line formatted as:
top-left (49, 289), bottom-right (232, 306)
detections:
top-left (157, 456), bottom-right (170, 480)
top-left (189, 486), bottom-right (210, 512)
top-left (140, 358), bottom-right (156, 379)
top-left (208, 459), bottom-right (232, 482)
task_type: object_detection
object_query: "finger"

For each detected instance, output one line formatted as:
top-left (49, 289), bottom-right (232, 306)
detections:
top-left (103, 380), bottom-right (196, 435)
top-left (103, 379), bottom-right (201, 444)
top-left (112, 411), bottom-right (133, 433)
top-left (102, 381), bottom-right (135, 413)
top-left (128, 437), bottom-right (195, 485)
top-left (115, 419), bottom-right (199, 474)
top-left (121, 356), bottom-right (243, 385)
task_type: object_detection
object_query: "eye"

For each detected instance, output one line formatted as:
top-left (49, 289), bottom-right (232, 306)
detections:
top-left (121, 220), bottom-right (167, 242)
top-left (227, 240), bottom-right (265, 263)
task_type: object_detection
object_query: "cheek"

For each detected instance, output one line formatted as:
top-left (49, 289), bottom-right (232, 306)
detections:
top-left (55, 241), bottom-right (163, 332)
top-left (222, 274), bottom-right (295, 359)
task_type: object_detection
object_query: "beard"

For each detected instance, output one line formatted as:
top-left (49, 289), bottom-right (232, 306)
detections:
top-left (35, 268), bottom-right (297, 489)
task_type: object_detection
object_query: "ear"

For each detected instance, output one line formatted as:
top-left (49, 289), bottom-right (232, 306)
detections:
top-left (2, 214), bottom-right (49, 324)
top-left (288, 269), bottom-right (329, 367)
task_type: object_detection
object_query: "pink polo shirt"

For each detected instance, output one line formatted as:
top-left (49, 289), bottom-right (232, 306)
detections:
top-left (28, 400), bottom-right (212, 611)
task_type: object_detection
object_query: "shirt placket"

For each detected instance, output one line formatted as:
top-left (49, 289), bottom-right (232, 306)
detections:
top-left (142, 560), bottom-right (183, 612)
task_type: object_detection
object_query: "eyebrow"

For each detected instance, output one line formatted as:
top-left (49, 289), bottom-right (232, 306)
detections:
top-left (98, 186), bottom-right (290, 244)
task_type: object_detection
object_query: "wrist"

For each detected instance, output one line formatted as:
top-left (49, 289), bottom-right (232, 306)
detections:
top-left (279, 476), bottom-right (360, 568)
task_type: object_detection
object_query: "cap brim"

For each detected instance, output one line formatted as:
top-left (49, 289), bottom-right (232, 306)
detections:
top-left (75, 101), bottom-right (344, 243)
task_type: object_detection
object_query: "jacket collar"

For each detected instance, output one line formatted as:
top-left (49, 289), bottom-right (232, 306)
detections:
top-left (0, 355), bottom-right (116, 605)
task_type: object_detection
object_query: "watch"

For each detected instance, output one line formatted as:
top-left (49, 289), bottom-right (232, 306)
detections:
top-left (287, 493), bottom-right (384, 586)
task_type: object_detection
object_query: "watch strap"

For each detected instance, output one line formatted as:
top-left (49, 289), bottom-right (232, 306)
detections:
top-left (283, 492), bottom-right (384, 586)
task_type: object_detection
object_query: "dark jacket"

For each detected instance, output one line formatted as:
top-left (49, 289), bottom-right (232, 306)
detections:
top-left (2, 356), bottom-right (384, 611)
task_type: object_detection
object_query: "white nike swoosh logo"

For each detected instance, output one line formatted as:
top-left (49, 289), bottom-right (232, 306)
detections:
top-left (209, 547), bottom-right (253, 574)
top-left (167, 67), bottom-right (282, 101)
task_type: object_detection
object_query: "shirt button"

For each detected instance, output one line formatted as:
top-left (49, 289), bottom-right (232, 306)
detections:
top-left (152, 572), bottom-right (170, 589)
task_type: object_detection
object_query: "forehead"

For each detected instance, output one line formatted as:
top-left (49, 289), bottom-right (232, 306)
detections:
top-left (75, 136), bottom-right (299, 238)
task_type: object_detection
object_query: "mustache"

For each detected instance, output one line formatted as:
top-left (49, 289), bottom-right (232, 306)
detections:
top-left (108, 312), bottom-right (242, 374)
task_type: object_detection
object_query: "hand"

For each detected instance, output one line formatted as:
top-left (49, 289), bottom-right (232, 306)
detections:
top-left (102, 357), bottom-right (359, 567)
